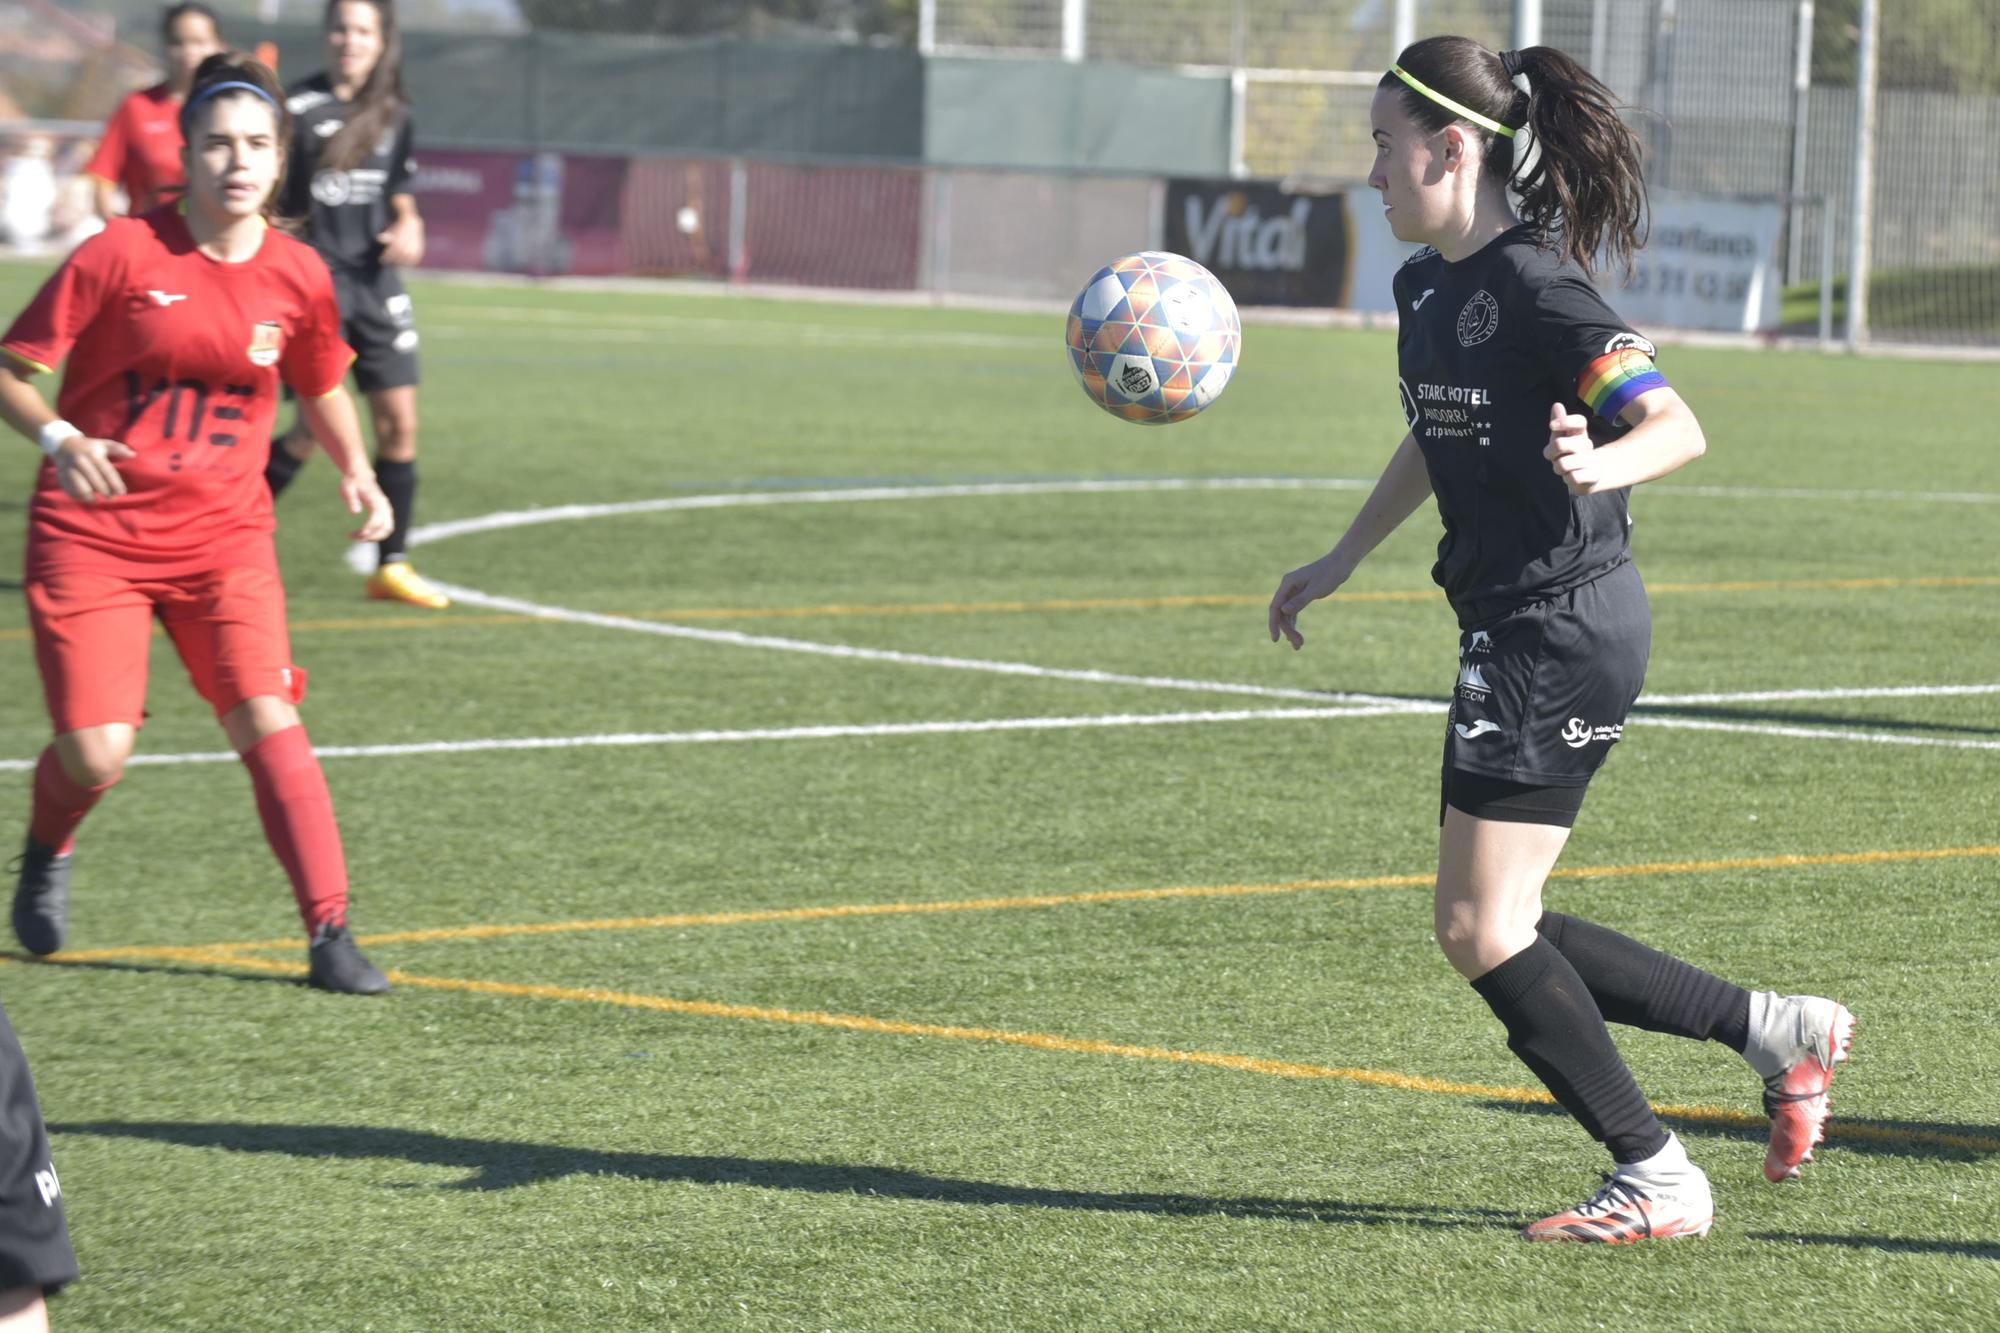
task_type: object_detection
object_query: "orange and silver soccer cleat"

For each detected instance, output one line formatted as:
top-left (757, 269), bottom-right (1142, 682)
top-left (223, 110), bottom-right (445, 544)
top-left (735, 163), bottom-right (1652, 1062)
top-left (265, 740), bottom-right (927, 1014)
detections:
top-left (1522, 1163), bottom-right (1714, 1244)
top-left (366, 560), bottom-right (451, 610)
top-left (1754, 995), bottom-right (1856, 1182)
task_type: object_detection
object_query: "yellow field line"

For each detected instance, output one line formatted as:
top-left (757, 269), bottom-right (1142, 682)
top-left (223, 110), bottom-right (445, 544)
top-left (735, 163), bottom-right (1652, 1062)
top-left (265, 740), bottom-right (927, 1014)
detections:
top-left (71, 842), bottom-right (1996, 960)
top-left (3, 574), bottom-right (1994, 642)
top-left (34, 948), bottom-right (1998, 1155)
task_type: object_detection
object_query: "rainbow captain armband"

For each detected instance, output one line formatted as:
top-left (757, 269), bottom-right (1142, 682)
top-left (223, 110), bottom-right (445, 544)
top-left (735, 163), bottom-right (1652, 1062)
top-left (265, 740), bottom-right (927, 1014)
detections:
top-left (1576, 347), bottom-right (1668, 422)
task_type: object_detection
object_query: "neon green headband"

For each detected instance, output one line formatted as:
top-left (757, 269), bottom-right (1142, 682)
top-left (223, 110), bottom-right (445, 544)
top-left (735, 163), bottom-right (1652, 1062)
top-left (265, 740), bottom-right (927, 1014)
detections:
top-left (1388, 64), bottom-right (1518, 138)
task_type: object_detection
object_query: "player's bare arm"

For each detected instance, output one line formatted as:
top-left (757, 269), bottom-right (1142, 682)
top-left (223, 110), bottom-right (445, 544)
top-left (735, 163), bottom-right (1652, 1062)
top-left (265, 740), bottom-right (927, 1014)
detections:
top-left (296, 387), bottom-right (393, 542)
top-left (1269, 431), bottom-right (1432, 650)
top-left (1544, 387), bottom-right (1706, 495)
top-left (0, 360), bottom-right (135, 503)
top-left (377, 193), bottom-right (424, 267)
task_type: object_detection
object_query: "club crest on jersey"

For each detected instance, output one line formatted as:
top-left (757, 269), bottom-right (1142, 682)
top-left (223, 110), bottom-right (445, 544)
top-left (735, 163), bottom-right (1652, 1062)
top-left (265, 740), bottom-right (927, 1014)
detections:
top-left (248, 320), bottom-right (283, 367)
top-left (1456, 290), bottom-right (1499, 347)
top-left (311, 169), bottom-right (353, 206)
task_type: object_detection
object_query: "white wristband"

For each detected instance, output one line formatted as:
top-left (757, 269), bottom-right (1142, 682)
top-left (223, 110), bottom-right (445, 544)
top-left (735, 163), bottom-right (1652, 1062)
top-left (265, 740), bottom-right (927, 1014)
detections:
top-left (37, 419), bottom-right (80, 459)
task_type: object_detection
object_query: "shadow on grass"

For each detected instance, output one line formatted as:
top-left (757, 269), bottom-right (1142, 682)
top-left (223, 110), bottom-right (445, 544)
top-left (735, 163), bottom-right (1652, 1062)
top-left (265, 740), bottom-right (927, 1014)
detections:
top-left (6, 956), bottom-right (304, 988)
top-left (49, 1120), bottom-right (1521, 1230)
top-left (1344, 689), bottom-right (2000, 738)
top-left (1748, 1232), bottom-right (1999, 1261)
top-left (1480, 1099), bottom-right (2000, 1164)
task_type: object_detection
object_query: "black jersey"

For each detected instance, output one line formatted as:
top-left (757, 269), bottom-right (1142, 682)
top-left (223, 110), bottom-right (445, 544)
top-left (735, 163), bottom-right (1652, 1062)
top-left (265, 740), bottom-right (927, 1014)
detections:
top-left (1392, 223), bottom-right (1668, 629)
top-left (281, 74), bottom-right (415, 272)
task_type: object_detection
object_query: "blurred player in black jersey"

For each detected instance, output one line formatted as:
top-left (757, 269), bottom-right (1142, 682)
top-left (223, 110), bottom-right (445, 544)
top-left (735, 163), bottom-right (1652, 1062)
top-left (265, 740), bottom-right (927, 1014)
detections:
top-left (1268, 36), bottom-right (1852, 1244)
top-left (265, 0), bottom-right (448, 609)
top-left (0, 1002), bottom-right (76, 1326)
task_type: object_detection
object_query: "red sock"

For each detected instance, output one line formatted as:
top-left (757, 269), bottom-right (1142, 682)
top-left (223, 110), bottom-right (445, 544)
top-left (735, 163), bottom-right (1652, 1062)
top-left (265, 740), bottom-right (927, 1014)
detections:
top-left (241, 726), bottom-right (349, 936)
top-left (29, 745), bottom-right (117, 854)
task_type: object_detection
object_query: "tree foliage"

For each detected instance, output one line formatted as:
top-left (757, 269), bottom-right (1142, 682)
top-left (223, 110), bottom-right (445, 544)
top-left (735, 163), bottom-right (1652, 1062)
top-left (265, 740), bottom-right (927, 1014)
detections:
top-left (1810, 0), bottom-right (2000, 95)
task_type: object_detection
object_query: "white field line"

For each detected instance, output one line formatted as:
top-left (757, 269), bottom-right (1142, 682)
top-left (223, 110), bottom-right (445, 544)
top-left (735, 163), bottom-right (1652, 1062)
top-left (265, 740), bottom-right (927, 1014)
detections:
top-left (1633, 718), bottom-right (2000, 752)
top-left (349, 475), bottom-right (2000, 578)
top-left (3, 693), bottom-right (1993, 774)
top-left (1650, 482), bottom-right (2000, 505)
top-left (0, 706), bottom-right (1415, 773)
top-left (424, 580), bottom-right (1425, 708)
top-left (343, 478), bottom-right (1378, 572)
top-left (1639, 683), bottom-right (2000, 705)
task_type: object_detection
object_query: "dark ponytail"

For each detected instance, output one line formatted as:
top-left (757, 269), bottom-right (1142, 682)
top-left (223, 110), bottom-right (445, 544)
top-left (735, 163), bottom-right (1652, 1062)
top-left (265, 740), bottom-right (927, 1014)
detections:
top-left (1382, 36), bottom-right (1649, 276)
top-left (320, 0), bottom-right (408, 174)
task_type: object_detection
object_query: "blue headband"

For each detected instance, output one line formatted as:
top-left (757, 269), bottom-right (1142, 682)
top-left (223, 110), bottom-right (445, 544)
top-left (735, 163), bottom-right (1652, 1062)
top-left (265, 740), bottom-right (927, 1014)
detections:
top-left (181, 80), bottom-right (280, 130)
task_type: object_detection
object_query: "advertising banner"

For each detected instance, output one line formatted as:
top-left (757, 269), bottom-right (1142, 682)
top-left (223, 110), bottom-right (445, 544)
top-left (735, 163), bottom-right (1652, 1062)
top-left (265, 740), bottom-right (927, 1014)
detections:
top-left (1603, 192), bottom-right (1784, 333)
top-left (412, 149), bottom-right (629, 277)
top-left (1162, 179), bottom-right (1349, 307)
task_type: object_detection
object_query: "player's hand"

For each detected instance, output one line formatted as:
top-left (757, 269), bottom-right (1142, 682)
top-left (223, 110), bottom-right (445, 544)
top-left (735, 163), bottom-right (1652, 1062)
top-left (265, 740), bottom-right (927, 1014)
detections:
top-left (377, 214), bottom-right (425, 268)
top-left (1543, 402), bottom-right (1606, 495)
top-left (340, 469), bottom-right (394, 542)
top-left (51, 435), bottom-right (135, 503)
top-left (1268, 553), bottom-right (1350, 651)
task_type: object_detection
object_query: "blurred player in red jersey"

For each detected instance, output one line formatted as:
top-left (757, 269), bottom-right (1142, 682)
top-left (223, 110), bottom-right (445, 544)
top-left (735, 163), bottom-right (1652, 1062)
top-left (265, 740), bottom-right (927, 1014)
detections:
top-left (265, 0), bottom-right (448, 610)
top-left (84, 4), bottom-right (226, 219)
top-left (0, 53), bottom-right (397, 994)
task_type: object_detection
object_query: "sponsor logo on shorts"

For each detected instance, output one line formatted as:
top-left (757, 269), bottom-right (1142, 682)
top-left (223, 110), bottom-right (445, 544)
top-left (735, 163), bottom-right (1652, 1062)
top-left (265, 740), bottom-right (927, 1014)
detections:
top-left (392, 330), bottom-right (420, 353)
top-left (1561, 717), bottom-right (1624, 748)
top-left (1454, 719), bottom-right (1502, 741)
top-left (1456, 661), bottom-right (1492, 702)
top-left (248, 320), bottom-right (283, 367)
top-left (34, 1164), bottom-right (59, 1207)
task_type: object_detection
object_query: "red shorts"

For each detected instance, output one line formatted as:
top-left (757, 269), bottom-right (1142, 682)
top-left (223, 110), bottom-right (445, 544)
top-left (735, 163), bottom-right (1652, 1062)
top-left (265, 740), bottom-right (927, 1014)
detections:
top-left (27, 565), bottom-right (308, 734)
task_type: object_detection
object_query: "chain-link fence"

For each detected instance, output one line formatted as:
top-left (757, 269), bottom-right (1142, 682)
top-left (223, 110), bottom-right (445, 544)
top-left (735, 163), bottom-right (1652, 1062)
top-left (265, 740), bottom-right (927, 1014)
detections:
top-left (3, 0), bottom-right (1995, 343)
top-left (928, 0), bottom-right (1999, 345)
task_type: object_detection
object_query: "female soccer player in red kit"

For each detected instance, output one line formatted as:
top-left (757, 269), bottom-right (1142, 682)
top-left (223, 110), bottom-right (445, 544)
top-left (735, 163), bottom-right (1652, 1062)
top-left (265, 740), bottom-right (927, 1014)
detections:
top-left (0, 53), bottom-right (396, 994)
top-left (84, 4), bottom-right (226, 219)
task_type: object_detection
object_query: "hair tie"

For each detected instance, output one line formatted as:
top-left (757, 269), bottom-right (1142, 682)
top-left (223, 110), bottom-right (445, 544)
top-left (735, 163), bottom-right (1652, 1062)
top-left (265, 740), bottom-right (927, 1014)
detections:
top-left (1499, 49), bottom-right (1526, 81)
top-left (180, 79), bottom-right (280, 131)
top-left (1387, 64), bottom-right (1519, 138)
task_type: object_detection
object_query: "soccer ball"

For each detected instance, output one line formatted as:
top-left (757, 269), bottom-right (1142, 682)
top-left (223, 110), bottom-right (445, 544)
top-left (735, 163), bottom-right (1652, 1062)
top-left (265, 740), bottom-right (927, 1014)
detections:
top-left (1065, 251), bottom-right (1241, 424)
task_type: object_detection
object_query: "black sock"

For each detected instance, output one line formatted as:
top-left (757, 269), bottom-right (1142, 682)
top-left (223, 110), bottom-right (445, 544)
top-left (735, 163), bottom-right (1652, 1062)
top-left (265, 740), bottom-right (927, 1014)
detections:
top-left (375, 457), bottom-right (416, 566)
top-left (265, 438), bottom-right (305, 497)
top-left (1537, 911), bottom-right (1752, 1051)
top-left (1471, 937), bottom-right (1669, 1164)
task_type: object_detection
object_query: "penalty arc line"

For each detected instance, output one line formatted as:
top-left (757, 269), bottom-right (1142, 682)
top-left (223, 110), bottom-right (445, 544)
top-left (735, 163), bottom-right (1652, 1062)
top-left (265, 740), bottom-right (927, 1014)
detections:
top-left (3, 683), bottom-right (1997, 774)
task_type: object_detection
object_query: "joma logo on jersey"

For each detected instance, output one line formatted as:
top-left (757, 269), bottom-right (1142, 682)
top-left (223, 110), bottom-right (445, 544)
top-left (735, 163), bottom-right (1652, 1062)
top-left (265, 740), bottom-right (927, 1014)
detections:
top-left (248, 321), bottom-right (283, 367)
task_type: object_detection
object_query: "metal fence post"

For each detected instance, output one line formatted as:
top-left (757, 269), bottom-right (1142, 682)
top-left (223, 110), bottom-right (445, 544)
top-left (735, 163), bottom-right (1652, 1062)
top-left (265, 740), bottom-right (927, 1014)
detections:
top-left (1513, 0), bottom-right (1542, 50)
top-left (1844, 0), bottom-right (1878, 348)
top-left (1062, 0), bottom-right (1086, 62)
top-left (1785, 0), bottom-right (1813, 287)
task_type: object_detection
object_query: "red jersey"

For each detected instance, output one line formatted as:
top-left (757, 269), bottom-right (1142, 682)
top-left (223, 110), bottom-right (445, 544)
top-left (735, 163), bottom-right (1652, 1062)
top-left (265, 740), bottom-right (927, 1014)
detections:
top-left (84, 85), bottom-right (188, 214)
top-left (3, 207), bottom-right (354, 579)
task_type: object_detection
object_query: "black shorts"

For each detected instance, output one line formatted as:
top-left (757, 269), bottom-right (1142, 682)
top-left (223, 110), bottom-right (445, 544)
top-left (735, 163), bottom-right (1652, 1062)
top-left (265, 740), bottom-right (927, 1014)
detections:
top-left (1442, 560), bottom-right (1651, 794)
top-left (0, 1004), bottom-right (75, 1297)
top-left (331, 265), bottom-right (420, 394)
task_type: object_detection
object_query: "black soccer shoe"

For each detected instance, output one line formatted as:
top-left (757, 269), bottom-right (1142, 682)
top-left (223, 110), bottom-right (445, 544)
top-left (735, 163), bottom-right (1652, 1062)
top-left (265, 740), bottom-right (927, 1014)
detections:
top-left (307, 922), bottom-right (390, 995)
top-left (12, 837), bottom-right (72, 956)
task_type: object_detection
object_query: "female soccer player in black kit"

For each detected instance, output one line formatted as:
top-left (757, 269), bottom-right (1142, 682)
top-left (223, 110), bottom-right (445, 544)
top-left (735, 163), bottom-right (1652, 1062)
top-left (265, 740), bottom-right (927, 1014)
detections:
top-left (1268, 37), bottom-right (1853, 1244)
top-left (265, 0), bottom-right (448, 609)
